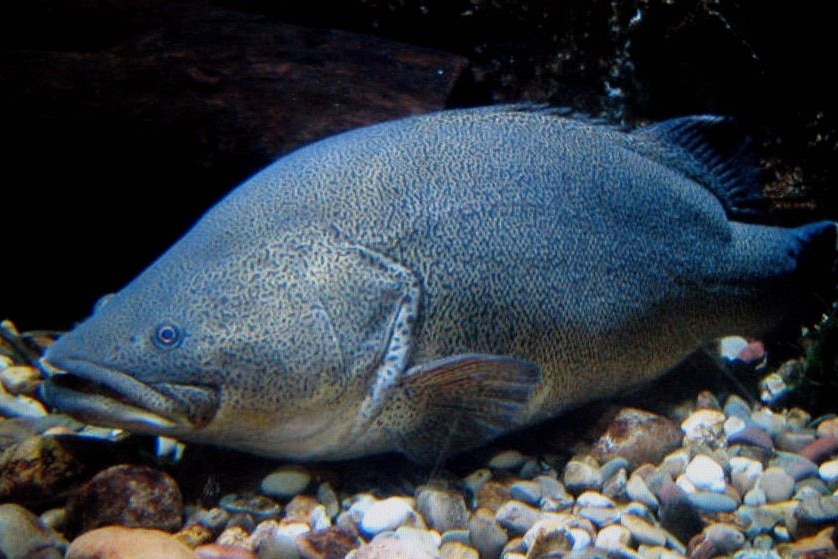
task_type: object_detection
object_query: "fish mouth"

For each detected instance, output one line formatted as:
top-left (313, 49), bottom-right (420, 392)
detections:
top-left (39, 357), bottom-right (219, 434)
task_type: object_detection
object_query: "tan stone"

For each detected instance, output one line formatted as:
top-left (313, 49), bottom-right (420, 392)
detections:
top-left (66, 526), bottom-right (198, 559)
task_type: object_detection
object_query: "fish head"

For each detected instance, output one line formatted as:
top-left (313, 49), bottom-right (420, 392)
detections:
top-left (39, 231), bottom-right (368, 452)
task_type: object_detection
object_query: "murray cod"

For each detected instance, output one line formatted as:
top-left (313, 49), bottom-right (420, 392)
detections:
top-left (41, 106), bottom-right (836, 462)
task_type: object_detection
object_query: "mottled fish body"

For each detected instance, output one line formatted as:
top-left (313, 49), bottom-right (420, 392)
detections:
top-left (41, 106), bottom-right (836, 461)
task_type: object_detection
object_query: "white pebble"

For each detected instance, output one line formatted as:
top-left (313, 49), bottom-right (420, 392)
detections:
top-left (685, 455), bottom-right (725, 493)
top-left (675, 474), bottom-right (696, 494)
top-left (723, 415), bottom-right (747, 437)
top-left (360, 497), bottom-right (417, 536)
top-left (576, 491), bottom-right (615, 508)
top-left (660, 449), bottom-right (689, 477)
top-left (681, 410), bottom-right (725, 439)
top-left (488, 450), bottom-right (525, 470)
top-left (626, 474), bottom-right (659, 509)
top-left (0, 393), bottom-right (47, 418)
top-left (569, 528), bottom-right (592, 550)
top-left (729, 456), bottom-right (763, 494)
top-left (261, 467), bottom-right (311, 499)
top-left (819, 459), bottom-right (838, 484)
top-left (595, 524), bottom-right (631, 551)
top-left (278, 522), bottom-right (311, 538)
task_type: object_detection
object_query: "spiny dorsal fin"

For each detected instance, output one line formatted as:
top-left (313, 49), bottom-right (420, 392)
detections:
top-left (630, 115), bottom-right (768, 222)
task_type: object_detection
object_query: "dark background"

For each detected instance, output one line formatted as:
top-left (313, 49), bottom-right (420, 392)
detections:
top-left (2, 0), bottom-right (836, 331)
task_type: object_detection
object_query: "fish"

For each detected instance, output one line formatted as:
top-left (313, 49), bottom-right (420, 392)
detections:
top-left (40, 105), bottom-right (836, 462)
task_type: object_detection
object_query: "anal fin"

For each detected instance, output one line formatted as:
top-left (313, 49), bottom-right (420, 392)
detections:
top-left (380, 353), bottom-right (541, 463)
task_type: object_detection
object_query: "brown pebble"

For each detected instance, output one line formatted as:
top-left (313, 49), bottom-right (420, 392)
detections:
top-left (66, 526), bottom-right (198, 559)
top-left (592, 407), bottom-right (681, 469)
top-left (284, 494), bottom-right (322, 523)
top-left (816, 418), bottom-right (838, 439)
top-left (800, 436), bottom-right (838, 463)
top-left (297, 525), bottom-right (360, 559)
top-left (194, 543), bottom-right (257, 559)
top-left (175, 524), bottom-right (215, 548)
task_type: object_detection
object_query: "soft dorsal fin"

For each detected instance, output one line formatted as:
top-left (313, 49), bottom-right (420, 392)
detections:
top-left (630, 115), bottom-right (768, 222)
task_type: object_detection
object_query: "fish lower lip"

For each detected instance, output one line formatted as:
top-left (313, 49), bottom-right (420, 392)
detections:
top-left (39, 357), bottom-right (218, 431)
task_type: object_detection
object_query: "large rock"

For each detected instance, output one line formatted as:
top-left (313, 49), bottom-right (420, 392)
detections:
top-left (66, 526), bottom-right (198, 559)
top-left (0, 503), bottom-right (68, 559)
top-left (66, 464), bottom-right (184, 534)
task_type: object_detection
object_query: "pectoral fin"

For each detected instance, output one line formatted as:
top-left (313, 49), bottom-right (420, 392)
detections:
top-left (380, 353), bottom-right (542, 463)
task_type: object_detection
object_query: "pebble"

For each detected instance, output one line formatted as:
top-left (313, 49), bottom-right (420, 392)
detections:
top-left (816, 417), bottom-right (838, 439)
top-left (316, 482), bottom-right (340, 519)
top-left (681, 409), bottom-right (725, 439)
top-left (727, 424), bottom-right (774, 449)
top-left (0, 392), bottom-right (47, 418)
top-left (686, 491), bottom-right (738, 513)
top-left (602, 467), bottom-right (628, 499)
top-left (194, 544), bottom-right (256, 559)
top-left (775, 431), bottom-right (814, 452)
top-left (66, 526), bottom-right (198, 559)
top-left (659, 449), bottom-right (689, 478)
top-left (799, 435), bottom-right (838, 463)
top-left (260, 466), bottom-right (312, 500)
top-left (295, 525), bottom-right (359, 559)
top-left (620, 514), bottom-right (668, 547)
top-left (0, 365), bottom-right (41, 394)
top-left (415, 485), bottom-right (468, 532)
top-left (794, 495), bottom-right (838, 524)
top-left (495, 499), bottom-right (542, 535)
top-left (777, 527), bottom-right (836, 557)
top-left (702, 523), bottom-right (745, 554)
top-left (600, 457), bottom-right (631, 482)
top-left (743, 486), bottom-right (767, 506)
top-left (578, 506), bottom-right (620, 527)
top-left (563, 458), bottom-right (603, 493)
top-left (758, 467), bottom-right (795, 503)
top-left (509, 480), bottom-right (542, 505)
top-left (684, 455), bottom-right (725, 493)
top-left (626, 474), bottom-right (659, 509)
top-left (351, 533), bottom-right (436, 559)
top-left (66, 464), bottom-right (183, 533)
top-left (769, 452), bottom-right (818, 481)
top-left (219, 494), bottom-right (282, 521)
top-left (488, 449), bottom-right (525, 470)
top-left (0, 503), bottom-right (67, 559)
top-left (595, 524), bottom-right (632, 551)
top-left (359, 496), bottom-right (418, 536)
top-left (818, 458), bottom-right (838, 483)
top-left (439, 541), bottom-right (479, 559)
top-left (467, 507), bottom-right (507, 559)
top-left (593, 408), bottom-right (681, 469)
top-left (723, 395), bottom-right (752, 420)
top-left (729, 456), bottom-right (763, 494)
top-left (576, 491), bottom-right (615, 508)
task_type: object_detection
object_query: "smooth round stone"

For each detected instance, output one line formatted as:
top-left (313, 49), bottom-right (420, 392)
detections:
top-left (775, 431), bottom-right (815, 453)
top-left (626, 474), bottom-right (659, 509)
top-left (317, 482), bottom-right (340, 519)
top-left (66, 464), bottom-right (183, 533)
top-left (723, 416), bottom-right (747, 437)
top-left (488, 450), bottom-right (526, 470)
top-left (0, 365), bottom-right (41, 395)
top-left (495, 500), bottom-right (542, 535)
top-left (600, 457), bottom-right (630, 482)
top-left (219, 494), bottom-right (282, 522)
top-left (736, 506), bottom-right (780, 538)
top-left (795, 495), bottom-right (838, 524)
top-left (0, 392), bottom-right (47, 418)
top-left (759, 467), bottom-right (795, 502)
top-left (769, 452), bottom-right (819, 481)
top-left (681, 409), bottom-right (725, 439)
top-left (577, 506), bottom-right (620, 527)
top-left (687, 491), bottom-right (738, 512)
top-left (816, 417), bottom-right (838, 439)
top-left (723, 394), bottom-right (752, 420)
top-left (727, 425), bottom-right (774, 450)
top-left (294, 526), bottom-right (358, 559)
top-left (576, 491), bottom-right (615, 508)
top-left (347, 494), bottom-right (377, 523)
top-left (659, 449), bottom-right (689, 477)
top-left (66, 526), bottom-right (197, 559)
top-left (743, 486), bottom-right (767, 506)
top-left (260, 467), bottom-right (311, 500)
top-left (509, 480), bottom-right (543, 505)
top-left (194, 544), bottom-right (256, 558)
top-left (750, 408), bottom-right (786, 437)
top-left (595, 524), bottom-right (631, 551)
top-left (563, 460), bottom-right (603, 493)
top-left (462, 469), bottom-right (492, 497)
top-left (467, 507), bottom-right (507, 559)
top-left (439, 541), bottom-right (479, 559)
top-left (602, 468), bottom-right (627, 500)
top-left (0, 503), bottom-right (67, 559)
top-left (818, 459), bottom-right (838, 484)
top-left (360, 497), bottom-right (417, 536)
top-left (800, 436), bottom-right (838, 463)
top-left (415, 485), bottom-right (468, 532)
top-left (703, 523), bottom-right (745, 553)
top-left (619, 514), bottom-right (666, 547)
top-left (729, 456), bottom-right (763, 494)
top-left (535, 475), bottom-right (571, 502)
top-left (353, 532), bottom-right (435, 559)
top-left (684, 455), bottom-right (725, 493)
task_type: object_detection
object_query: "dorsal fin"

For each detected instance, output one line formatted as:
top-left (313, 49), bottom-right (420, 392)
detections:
top-left (630, 115), bottom-right (768, 222)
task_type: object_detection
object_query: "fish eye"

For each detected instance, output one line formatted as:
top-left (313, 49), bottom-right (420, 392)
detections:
top-left (153, 322), bottom-right (183, 349)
